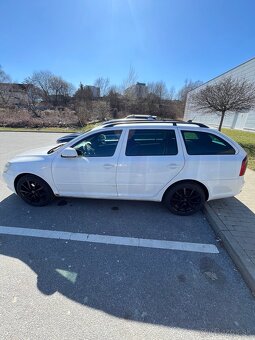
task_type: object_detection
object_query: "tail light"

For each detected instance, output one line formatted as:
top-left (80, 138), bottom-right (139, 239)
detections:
top-left (239, 156), bottom-right (248, 176)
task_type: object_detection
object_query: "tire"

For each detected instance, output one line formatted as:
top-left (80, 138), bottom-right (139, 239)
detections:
top-left (163, 182), bottom-right (206, 216)
top-left (16, 174), bottom-right (54, 206)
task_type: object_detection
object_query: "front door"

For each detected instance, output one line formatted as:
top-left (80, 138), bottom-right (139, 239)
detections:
top-left (52, 130), bottom-right (123, 198)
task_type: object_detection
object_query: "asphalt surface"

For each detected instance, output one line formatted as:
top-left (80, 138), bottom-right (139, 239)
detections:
top-left (1, 132), bottom-right (255, 340)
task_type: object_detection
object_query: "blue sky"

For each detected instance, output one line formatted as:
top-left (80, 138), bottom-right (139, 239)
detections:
top-left (1, 0), bottom-right (255, 91)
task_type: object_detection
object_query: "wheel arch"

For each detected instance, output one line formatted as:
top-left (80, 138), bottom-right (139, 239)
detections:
top-left (14, 173), bottom-right (53, 193)
top-left (162, 179), bottom-right (209, 202)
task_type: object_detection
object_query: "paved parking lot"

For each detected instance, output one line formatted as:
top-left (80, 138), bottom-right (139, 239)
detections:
top-left (1, 132), bottom-right (255, 340)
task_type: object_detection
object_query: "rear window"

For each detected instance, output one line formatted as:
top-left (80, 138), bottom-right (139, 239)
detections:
top-left (125, 129), bottom-right (178, 156)
top-left (181, 131), bottom-right (236, 155)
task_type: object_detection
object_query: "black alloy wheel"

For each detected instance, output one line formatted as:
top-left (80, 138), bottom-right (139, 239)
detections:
top-left (164, 182), bottom-right (205, 216)
top-left (16, 174), bottom-right (54, 206)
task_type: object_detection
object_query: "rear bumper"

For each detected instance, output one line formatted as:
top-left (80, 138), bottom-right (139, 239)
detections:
top-left (207, 177), bottom-right (245, 201)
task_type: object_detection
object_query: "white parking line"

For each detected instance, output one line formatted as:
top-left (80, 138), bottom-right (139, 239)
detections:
top-left (0, 226), bottom-right (219, 254)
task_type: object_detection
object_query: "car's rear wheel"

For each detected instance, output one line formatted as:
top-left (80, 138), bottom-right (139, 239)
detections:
top-left (163, 182), bottom-right (206, 216)
top-left (16, 174), bottom-right (54, 206)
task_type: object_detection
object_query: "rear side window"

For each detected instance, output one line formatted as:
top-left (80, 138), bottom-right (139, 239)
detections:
top-left (125, 129), bottom-right (178, 156)
top-left (181, 131), bottom-right (236, 155)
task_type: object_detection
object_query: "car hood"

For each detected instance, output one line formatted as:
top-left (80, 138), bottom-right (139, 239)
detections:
top-left (17, 145), bottom-right (59, 157)
top-left (8, 144), bottom-right (62, 164)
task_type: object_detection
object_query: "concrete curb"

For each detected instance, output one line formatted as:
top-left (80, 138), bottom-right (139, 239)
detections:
top-left (204, 203), bottom-right (255, 296)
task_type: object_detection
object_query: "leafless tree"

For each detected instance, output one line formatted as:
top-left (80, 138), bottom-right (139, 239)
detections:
top-left (0, 85), bottom-right (12, 107)
top-left (107, 86), bottom-right (121, 117)
top-left (93, 100), bottom-right (110, 121)
top-left (168, 86), bottom-right (176, 100)
top-left (0, 66), bottom-right (13, 107)
top-left (49, 76), bottom-right (75, 105)
top-left (25, 71), bottom-right (75, 106)
top-left (25, 71), bottom-right (52, 103)
top-left (74, 83), bottom-right (93, 103)
top-left (94, 77), bottom-right (110, 96)
top-left (75, 104), bottom-right (91, 126)
top-left (74, 83), bottom-right (94, 125)
top-left (176, 79), bottom-right (203, 117)
top-left (178, 79), bottom-right (203, 102)
top-left (191, 76), bottom-right (255, 131)
top-left (148, 81), bottom-right (168, 100)
top-left (0, 65), bottom-right (11, 83)
top-left (121, 66), bottom-right (138, 93)
top-left (21, 83), bottom-right (42, 117)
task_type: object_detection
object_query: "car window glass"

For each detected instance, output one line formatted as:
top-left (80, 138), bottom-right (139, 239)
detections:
top-left (125, 129), bottom-right (178, 156)
top-left (72, 130), bottom-right (122, 157)
top-left (181, 131), bottom-right (235, 155)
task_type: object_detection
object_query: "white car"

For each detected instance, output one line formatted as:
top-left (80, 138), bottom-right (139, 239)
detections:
top-left (3, 120), bottom-right (247, 215)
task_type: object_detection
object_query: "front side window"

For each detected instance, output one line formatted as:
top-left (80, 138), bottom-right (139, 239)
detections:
top-left (181, 131), bottom-right (236, 155)
top-left (125, 129), bottom-right (178, 156)
top-left (72, 130), bottom-right (122, 157)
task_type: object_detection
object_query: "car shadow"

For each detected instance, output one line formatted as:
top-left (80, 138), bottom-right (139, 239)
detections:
top-left (1, 194), bottom-right (255, 335)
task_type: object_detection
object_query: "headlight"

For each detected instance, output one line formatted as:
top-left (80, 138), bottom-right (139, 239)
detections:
top-left (3, 162), bottom-right (11, 173)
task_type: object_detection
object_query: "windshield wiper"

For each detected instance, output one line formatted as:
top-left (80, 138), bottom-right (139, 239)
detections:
top-left (47, 144), bottom-right (65, 154)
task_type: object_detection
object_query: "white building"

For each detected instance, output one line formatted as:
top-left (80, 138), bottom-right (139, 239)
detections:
top-left (125, 82), bottom-right (148, 99)
top-left (184, 57), bottom-right (255, 131)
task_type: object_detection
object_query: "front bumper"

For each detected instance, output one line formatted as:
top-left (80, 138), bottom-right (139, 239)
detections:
top-left (2, 171), bottom-right (16, 193)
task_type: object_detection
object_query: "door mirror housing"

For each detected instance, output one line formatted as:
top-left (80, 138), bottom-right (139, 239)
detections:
top-left (61, 147), bottom-right (78, 158)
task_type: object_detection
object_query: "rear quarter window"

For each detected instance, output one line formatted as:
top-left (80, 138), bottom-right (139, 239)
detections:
top-left (181, 131), bottom-right (236, 155)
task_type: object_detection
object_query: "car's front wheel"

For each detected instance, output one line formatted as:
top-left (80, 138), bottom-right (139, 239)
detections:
top-left (16, 174), bottom-right (54, 206)
top-left (163, 182), bottom-right (206, 216)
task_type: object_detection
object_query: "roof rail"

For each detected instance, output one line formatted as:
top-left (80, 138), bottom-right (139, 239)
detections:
top-left (101, 119), bottom-right (183, 127)
top-left (176, 121), bottom-right (209, 128)
top-left (101, 119), bottom-right (133, 125)
top-left (101, 119), bottom-right (209, 128)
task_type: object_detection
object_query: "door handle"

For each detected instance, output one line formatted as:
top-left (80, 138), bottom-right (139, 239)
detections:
top-left (168, 163), bottom-right (178, 169)
top-left (104, 164), bottom-right (114, 169)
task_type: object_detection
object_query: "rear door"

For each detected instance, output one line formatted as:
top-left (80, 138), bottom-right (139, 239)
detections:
top-left (116, 128), bottom-right (185, 199)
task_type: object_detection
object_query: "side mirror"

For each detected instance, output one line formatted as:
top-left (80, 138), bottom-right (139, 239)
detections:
top-left (61, 147), bottom-right (78, 158)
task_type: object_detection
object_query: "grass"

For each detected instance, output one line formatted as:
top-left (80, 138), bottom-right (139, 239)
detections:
top-left (222, 128), bottom-right (255, 171)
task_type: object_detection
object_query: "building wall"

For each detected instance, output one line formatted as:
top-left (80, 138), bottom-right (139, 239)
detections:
top-left (85, 86), bottom-right (100, 98)
top-left (184, 58), bottom-right (255, 131)
top-left (0, 83), bottom-right (29, 106)
top-left (125, 83), bottom-right (148, 99)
